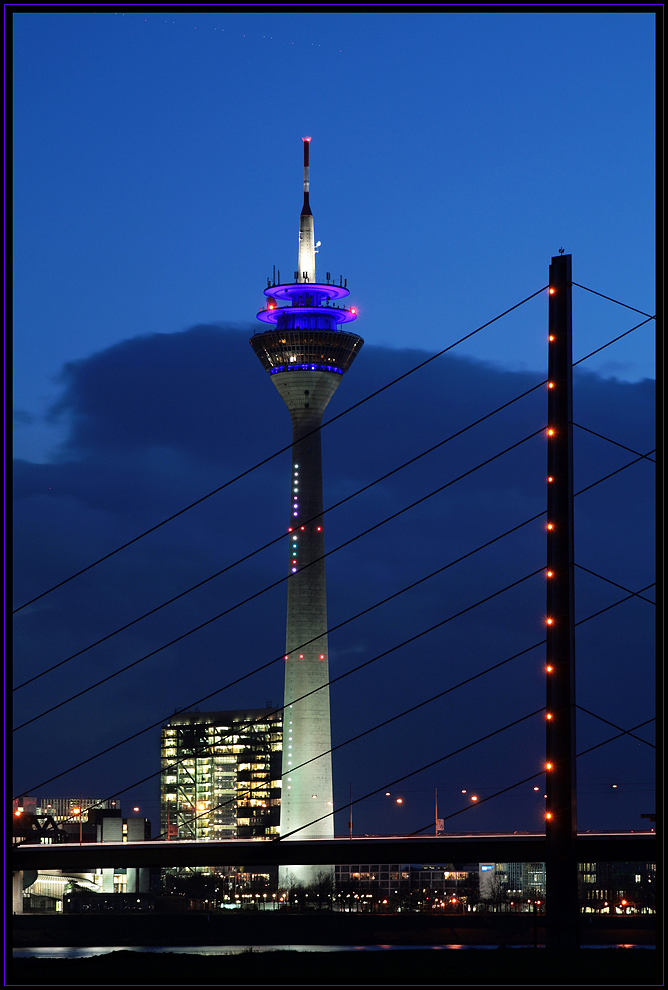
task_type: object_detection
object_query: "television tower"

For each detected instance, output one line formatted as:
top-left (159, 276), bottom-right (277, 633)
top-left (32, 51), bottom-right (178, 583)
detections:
top-left (250, 138), bottom-right (363, 886)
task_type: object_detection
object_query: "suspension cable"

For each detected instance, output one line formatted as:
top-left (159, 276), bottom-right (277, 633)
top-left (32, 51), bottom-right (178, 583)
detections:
top-left (13, 286), bottom-right (548, 614)
top-left (13, 429), bottom-right (547, 729)
top-left (14, 380), bottom-right (547, 691)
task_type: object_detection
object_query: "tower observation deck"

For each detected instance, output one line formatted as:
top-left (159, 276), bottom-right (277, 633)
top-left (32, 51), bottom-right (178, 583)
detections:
top-left (250, 138), bottom-right (363, 887)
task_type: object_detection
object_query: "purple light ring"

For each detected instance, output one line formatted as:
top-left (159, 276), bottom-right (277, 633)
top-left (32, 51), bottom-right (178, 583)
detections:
top-left (264, 282), bottom-right (350, 301)
top-left (269, 364), bottom-right (344, 375)
top-left (256, 306), bottom-right (357, 325)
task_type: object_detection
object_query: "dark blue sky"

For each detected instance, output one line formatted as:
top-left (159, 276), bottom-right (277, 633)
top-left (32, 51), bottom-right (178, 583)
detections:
top-left (12, 12), bottom-right (656, 835)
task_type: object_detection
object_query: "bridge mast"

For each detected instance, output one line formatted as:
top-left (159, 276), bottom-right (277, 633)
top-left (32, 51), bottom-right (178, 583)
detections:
top-left (545, 252), bottom-right (579, 949)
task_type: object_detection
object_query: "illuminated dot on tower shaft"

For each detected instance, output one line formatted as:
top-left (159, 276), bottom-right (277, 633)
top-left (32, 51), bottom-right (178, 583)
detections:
top-left (249, 138), bottom-right (363, 888)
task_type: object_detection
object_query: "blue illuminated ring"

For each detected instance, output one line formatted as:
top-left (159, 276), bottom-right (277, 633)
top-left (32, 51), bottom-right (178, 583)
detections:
top-left (256, 305), bottom-right (357, 325)
top-left (264, 282), bottom-right (350, 302)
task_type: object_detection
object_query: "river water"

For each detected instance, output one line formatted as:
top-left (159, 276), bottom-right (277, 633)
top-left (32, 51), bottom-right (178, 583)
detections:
top-left (13, 943), bottom-right (653, 959)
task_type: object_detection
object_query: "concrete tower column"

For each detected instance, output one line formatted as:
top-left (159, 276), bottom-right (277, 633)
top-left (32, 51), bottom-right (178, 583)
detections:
top-left (272, 372), bottom-right (341, 886)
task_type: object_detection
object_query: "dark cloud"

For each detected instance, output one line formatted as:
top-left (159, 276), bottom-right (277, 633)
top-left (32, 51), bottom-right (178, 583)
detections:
top-left (13, 410), bottom-right (35, 425)
top-left (13, 326), bottom-right (655, 834)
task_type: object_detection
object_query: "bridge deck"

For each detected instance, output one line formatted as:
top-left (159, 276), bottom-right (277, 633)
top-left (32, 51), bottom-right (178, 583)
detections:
top-left (13, 832), bottom-right (656, 871)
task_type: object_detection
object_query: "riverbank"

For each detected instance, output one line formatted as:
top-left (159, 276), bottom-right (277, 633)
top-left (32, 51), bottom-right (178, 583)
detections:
top-left (9, 947), bottom-right (659, 985)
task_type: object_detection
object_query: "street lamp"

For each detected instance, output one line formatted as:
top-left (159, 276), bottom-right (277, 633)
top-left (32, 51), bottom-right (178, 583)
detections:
top-left (72, 807), bottom-right (83, 845)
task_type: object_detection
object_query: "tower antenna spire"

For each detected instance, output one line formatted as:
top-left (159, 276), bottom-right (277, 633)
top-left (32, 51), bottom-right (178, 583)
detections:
top-left (298, 137), bottom-right (314, 282)
top-left (301, 136), bottom-right (312, 217)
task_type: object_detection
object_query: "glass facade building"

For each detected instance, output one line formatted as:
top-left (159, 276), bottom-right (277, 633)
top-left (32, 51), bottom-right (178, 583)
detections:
top-left (160, 709), bottom-right (282, 842)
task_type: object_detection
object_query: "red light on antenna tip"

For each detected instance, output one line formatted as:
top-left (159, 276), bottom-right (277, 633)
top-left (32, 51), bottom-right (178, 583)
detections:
top-left (302, 136), bottom-right (312, 142)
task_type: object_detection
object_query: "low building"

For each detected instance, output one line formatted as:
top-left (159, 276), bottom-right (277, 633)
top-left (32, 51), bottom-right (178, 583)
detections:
top-left (335, 864), bottom-right (477, 911)
top-left (13, 804), bottom-right (153, 913)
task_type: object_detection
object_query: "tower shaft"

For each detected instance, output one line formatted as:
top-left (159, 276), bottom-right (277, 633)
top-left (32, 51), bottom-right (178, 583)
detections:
top-left (275, 373), bottom-right (340, 852)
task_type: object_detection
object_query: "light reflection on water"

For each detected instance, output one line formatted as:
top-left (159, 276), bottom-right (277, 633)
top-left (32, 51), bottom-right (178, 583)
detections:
top-left (12, 944), bottom-right (652, 959)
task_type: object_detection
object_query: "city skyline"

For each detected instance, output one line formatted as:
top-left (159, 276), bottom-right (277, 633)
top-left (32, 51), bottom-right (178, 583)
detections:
top-left (12, 12), bottom-right (656, 836)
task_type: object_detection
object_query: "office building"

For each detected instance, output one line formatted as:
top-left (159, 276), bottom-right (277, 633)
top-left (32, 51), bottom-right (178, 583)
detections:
top-left (160, 708), bottom-right (281, 843)
top-left (13, 795), bottom-right (112, 824)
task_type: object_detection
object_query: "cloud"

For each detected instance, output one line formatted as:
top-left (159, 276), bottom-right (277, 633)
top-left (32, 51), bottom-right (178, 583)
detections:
top-left (13, 410), bottom-right (35, 425)
top-left (13, 325), bottom-right (655, 833)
